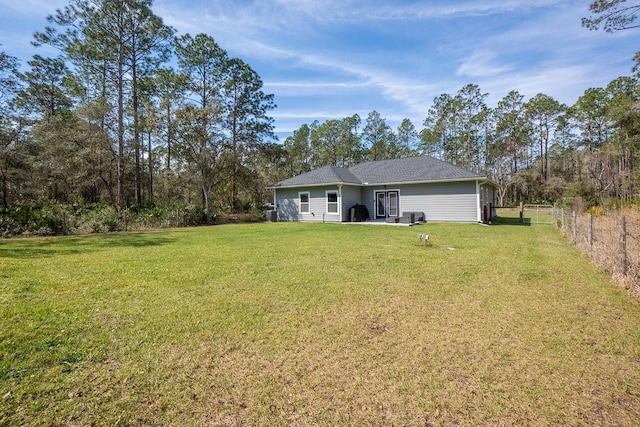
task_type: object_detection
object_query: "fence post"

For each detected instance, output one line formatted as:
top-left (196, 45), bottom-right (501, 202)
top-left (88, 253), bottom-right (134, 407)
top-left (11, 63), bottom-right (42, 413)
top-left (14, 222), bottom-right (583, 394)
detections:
top-left (587, 214), bottom-right (593, 256)
top-left (519, 202), bottom-right (524, 223)
top-left (572, 211), bottom-right (577, 242)
top-left (615, 215), bottom-right (628, 279)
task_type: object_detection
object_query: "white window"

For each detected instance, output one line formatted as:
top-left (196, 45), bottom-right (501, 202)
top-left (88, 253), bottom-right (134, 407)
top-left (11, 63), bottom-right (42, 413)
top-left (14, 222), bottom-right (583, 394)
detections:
top-left (326, 191), bottom-right (338, 214)
top-left (299, 192), bottom-right (310, 214)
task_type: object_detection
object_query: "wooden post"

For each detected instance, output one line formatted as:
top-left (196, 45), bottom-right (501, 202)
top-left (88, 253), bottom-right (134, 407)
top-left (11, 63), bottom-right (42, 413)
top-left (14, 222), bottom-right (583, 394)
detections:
top-left (572, 211), bottom-right (577, 242)
top-left (519, 202), bottom-right (524, 223)
top-left (615, 215), bottom-right (628, 278)
top-left (587, 214), bottom-right (593, 256)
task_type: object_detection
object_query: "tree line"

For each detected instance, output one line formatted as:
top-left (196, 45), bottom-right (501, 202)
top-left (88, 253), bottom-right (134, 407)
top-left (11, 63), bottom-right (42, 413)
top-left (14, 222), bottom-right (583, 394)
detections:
top-left (1, 0), bottom-right (276, 232)
top-left (279, 77), bottom-right (639, 208)
top-left (1, 0), bottom-right (639, 235)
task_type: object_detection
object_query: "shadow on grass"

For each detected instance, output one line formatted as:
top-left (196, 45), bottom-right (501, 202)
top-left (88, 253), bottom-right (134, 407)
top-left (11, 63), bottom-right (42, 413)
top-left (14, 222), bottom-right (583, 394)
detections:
top-left (0, 232), bottom-right (176, 259)
top-left (490, 216), bottom-right (532, 226)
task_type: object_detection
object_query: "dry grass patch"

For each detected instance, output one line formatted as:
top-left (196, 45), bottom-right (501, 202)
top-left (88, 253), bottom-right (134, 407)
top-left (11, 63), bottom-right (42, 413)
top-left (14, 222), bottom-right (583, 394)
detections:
top-left (2, 222), bottom-right (640, 425)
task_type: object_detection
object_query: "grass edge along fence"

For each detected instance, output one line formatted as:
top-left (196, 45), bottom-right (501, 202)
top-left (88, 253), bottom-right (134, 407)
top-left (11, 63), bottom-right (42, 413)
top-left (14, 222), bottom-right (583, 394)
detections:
top-left (554, 207), bottom-right (640, 293)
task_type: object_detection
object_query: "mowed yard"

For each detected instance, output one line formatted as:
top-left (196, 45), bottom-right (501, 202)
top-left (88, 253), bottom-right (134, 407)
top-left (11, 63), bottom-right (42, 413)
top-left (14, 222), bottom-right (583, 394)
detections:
top-left (1, 221), bottom-right (640, 426)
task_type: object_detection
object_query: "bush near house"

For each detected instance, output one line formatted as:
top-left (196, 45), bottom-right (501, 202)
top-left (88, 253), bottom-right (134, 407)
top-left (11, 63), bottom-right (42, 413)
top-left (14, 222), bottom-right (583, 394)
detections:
top-left (0, 203), bottom-right (270, 237)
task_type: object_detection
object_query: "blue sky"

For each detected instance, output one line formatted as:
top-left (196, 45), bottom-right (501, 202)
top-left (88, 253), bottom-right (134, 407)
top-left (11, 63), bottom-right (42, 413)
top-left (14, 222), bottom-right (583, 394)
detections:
top-left (1, 0), bottom-right (637, 141)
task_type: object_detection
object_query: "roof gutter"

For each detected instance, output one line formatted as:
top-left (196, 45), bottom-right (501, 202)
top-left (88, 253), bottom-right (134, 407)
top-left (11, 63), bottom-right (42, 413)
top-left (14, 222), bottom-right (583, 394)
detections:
top-left (266, 182), bottom-right (362, 190)
top-left (267, 176), bottom-right (498, 190)
top-left (372, 177), bottom-right (485, 187)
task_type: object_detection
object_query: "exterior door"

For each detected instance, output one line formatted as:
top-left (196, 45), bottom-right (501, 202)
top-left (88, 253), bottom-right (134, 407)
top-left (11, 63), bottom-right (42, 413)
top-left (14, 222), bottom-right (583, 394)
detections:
top-left (388, 191), bottom-right (398, 216)
top-left (375, 191), bottom-right (399, 218)
top-left (376, 192), bottom-right (386, 218)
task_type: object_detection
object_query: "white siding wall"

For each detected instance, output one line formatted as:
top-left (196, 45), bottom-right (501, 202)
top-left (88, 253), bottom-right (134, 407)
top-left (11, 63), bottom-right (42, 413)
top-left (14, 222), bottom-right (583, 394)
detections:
top-left (359, 187), bottom-right (379, 219)
top-left (341, 185), bottom-right (364, 221)
top-left (274, 188), bottom-right (299, 221)
top-left (275, 186), bottom-right (346, 222)
top-left (399, 182), bottom-right (478, 222)
top-left (359, 181), bottom-right (479, 222)
top-left (277, 181), bottom-right (482, 223)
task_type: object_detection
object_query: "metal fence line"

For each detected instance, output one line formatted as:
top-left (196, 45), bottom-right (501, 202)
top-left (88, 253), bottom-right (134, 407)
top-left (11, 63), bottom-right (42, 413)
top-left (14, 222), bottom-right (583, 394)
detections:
top-left (523, 204), bottom-right (554, 224)
top-left (553, 208), bottom-right (639, 292)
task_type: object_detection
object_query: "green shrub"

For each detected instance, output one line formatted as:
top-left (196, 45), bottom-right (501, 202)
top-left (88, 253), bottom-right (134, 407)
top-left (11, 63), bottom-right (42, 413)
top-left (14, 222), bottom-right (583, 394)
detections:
top-left (80, 205), bottom-right (121, 233)
top-left (564, 181), bottom-right (598, 208)
top-left (2, 202), bottom-right (214, 237)
top-left (0, 203), bottom-right (77, 236)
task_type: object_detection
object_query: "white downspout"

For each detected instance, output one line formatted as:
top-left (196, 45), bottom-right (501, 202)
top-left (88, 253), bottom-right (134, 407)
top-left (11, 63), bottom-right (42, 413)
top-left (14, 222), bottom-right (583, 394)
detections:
top-left (476, 179), bottom-right (489, 223)
top-left (476, 180), bottom-right (481, 222)
top-left (338, 184), bottom-right (343, 222)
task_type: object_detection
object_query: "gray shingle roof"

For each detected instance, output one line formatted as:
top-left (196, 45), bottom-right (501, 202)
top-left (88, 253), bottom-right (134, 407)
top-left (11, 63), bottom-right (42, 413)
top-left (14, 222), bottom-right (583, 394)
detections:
top-left (349, 156), bottom-right (482, 184)
top-left (270, 156), bottom-right (484, 188)
top-left (273, 165), bottom-right (361, 187)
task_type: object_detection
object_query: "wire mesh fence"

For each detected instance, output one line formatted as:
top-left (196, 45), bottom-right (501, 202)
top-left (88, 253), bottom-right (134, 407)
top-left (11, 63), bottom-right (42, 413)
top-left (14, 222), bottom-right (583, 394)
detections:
top-left (554, 208), bottom-right (640, 292)
top-left (523, 204), bottom-right (554, 224)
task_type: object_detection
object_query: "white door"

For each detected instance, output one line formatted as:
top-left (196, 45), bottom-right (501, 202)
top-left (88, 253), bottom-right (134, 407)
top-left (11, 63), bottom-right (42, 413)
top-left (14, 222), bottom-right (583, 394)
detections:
top-left (388, 191), bottom-right (398, 217)
top-left (376, 192), bottom-right (386, 218)
top-left (376, 191), bottom-right (399, 218)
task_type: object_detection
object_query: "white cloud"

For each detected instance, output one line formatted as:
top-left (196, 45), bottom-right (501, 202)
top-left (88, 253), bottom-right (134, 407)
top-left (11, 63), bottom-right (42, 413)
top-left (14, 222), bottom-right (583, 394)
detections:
top-left (265, 0), bottom-right (558, 24)
top-left (271, 110), bottom-right (359, 119)
top-left (456, 50), bottom-right (515, 78)
top-left (4, 0), bottom-right (635, 139)
top-left (0, 0), bottom-right (67, 16)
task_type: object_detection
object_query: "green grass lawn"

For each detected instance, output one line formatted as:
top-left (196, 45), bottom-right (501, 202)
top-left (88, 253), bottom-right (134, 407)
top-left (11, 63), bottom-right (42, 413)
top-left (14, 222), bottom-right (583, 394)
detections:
top-left (2, 221), bottom-right (640, 426)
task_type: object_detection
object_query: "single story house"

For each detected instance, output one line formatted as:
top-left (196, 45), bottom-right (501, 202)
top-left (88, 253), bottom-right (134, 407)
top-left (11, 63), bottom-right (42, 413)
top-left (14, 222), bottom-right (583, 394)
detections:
top-left (268, 156), bottom-right (497, 223)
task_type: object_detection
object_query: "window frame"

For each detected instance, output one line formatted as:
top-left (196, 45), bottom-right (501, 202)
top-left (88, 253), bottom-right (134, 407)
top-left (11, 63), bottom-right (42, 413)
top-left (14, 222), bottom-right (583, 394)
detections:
top-left (326, 190), bottom-right (339, 215)
top-left (299, 191), bottom-right (310, 214)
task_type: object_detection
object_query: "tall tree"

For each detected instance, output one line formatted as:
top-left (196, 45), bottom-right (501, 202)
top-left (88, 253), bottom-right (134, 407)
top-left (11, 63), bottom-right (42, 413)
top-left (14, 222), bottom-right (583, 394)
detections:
top-left (308, 116), bottom-right (362, 168)
top-left (493, 90), bottom-right (531, 202)
top-left (144, 68), bottom-right (186, 205)
top-left (583, 0), bottom-right (640, 31)
top-left (583, 1), bottom-right (640, 72)
top-left (421, 93), bottom-right (454, 159)
top-left (0, 51), bottom-right (29, 208)
top-left (310, 119), bottom-right (345, 166)
top-left (31, 112), bottom-right (114, 204)
top-left (153, 68), bottom-right (186, 172)
top-left (340, 114), bottom-right (364, 166)
top-left (565, 88), bottom-right (614, 201)
top-left (283, 124), bottom-right (312, 176)
top-left (422, 85), bottom-right (489, 170)
top-left (571, 88), bottom-right (611, 153)
top-left (221, 57), bottom-right (275, 211)
top-left (525, 93), bottom-right (565, 181)
top-left (174, 33), bottom-right (227, 223)
top-left (173, 104), bottom-right (222, 224)
top-left (34, 0), bottom-right (174, 209)
top-left (396, 118), bottom-right (418, 157)
top-left (16, 55), bottom-right (72, 118)
top-left (35, 0), bottom-right (126, 209)
top-left (453, 84), bottom-right (489, 171)
top-left (604, 76), bottom-right (640, 201)
top-left (362, 110), bottom-right (395, 161)
top-left (121, 1), bottom-right (174, 205)
top-left (252, 142), bottom-right (286, 205)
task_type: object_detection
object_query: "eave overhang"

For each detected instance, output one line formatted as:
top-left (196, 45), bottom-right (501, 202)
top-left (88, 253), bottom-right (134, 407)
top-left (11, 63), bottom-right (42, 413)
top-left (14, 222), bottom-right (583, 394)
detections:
top-left (267, 176), bottom-right (497, 190)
